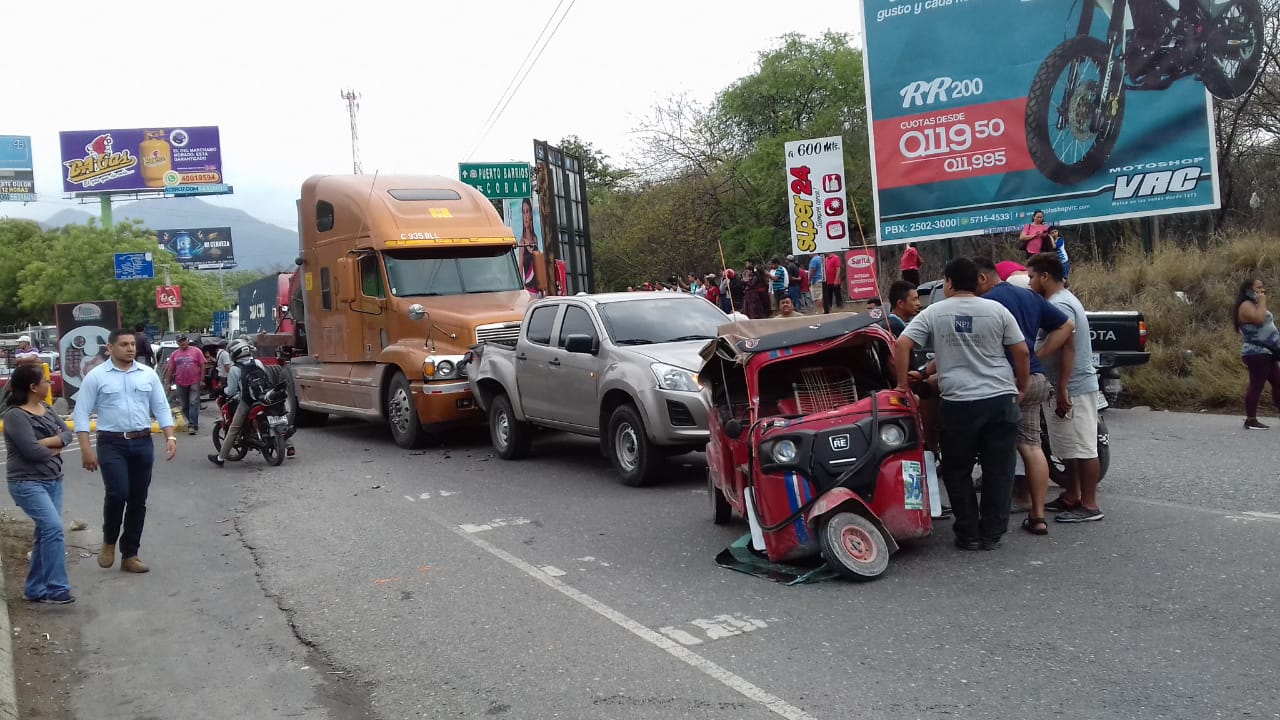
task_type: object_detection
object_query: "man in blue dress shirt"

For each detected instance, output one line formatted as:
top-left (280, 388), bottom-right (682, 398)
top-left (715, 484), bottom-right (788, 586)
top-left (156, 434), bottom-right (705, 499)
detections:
top-left (74, 329), bottom-right (177, 574)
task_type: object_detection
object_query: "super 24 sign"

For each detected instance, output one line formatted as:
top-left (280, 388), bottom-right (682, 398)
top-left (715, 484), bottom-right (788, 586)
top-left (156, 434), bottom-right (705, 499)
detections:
top-left (784, 136), bottom-right (850, 255)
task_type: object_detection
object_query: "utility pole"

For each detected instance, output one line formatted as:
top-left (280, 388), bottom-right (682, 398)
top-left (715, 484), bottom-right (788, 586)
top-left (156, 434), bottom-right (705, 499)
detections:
top-left (340, 89), bottom-right (363, 175)
top-left (164, 266), bottom-right (176, 334)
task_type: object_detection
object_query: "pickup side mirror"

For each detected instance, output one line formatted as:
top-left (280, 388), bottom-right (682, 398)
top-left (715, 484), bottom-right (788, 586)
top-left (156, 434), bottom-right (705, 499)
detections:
top-left (564, 333), bottom-right (597, 355)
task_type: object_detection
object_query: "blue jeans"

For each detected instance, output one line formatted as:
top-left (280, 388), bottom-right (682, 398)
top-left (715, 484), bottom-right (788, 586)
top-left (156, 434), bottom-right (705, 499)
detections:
top-left (97, 436), bottom-right (155, 559)
top-left (177, 383), bottom-right (201, 429)
top-left (8, 480), bottom-right (70, 600)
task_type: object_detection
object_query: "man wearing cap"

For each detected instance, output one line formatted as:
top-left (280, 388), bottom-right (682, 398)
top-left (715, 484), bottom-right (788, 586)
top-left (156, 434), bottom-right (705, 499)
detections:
top-left (165, 334), bottom-right (205, 435)
top-left (14, 335), bottom-right (40, 362)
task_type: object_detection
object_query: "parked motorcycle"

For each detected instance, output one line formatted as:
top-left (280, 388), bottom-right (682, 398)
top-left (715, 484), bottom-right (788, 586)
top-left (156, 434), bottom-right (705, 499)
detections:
top-left (211, 383), bottom-right (291, 466)
top-left (1026, 0), bottom-right (1265, 184)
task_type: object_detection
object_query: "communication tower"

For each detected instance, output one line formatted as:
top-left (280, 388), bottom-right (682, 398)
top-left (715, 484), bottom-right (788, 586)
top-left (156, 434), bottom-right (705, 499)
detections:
top-left (340, 89), bottom-right (363, 175)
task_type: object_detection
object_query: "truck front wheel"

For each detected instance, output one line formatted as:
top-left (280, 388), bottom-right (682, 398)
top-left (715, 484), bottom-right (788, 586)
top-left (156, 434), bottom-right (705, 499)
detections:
top-left (386, 373), bottom-right (427, 449)
top-left (608, 404), bottom-right (661, 487)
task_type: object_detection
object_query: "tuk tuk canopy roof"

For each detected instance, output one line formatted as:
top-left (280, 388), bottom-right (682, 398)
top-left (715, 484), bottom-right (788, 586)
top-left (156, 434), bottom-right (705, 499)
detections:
top-left (701, 311), bottom-right (887, 367)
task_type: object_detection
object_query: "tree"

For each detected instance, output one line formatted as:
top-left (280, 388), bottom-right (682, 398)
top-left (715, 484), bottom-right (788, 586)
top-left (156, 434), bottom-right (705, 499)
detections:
top-left (557, 135), bottom-right (635, 200)
top-left (0, 218), bottom-right (231, 330)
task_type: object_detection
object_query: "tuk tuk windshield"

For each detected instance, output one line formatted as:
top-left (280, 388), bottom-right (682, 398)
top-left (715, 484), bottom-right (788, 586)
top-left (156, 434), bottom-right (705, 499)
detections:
top-left (599, 298), bottom-right (724, 345)
top-left (384, 247), bottom-right (523, 297)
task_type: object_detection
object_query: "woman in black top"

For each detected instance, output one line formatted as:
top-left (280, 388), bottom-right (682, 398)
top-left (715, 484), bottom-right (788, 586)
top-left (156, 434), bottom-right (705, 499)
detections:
top-left (4, 364), bottom-right (75, 604)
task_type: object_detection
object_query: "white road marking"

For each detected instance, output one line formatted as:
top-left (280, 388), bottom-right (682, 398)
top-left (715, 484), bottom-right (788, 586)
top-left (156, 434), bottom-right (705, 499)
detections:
top-left (658, 627), bottom-right (704, 646)
top-left (450, 527), bottom-right (820, 720)
top-left (690, 614), bottom-right (768, 640)
top-left (404, 496), bottom-right (416, 503)
top-left (1242, 511), bottom-right (1280, 521)
top-left (0, 442), bottom-right (94, 465)
top-left (458, 517), bottom-right (532, 534)
top-left (438, 490), bottom-right (455, 497)
top-left (420, 492), bottom-right (432, 500)
top-left (540, 566), bottom-right (566, 577)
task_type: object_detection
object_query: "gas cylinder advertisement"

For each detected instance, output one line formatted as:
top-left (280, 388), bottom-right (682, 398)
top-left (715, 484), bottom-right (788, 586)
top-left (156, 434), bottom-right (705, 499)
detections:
top-left (58, 126), bottom-right (224, 194)
top-left (156, 226), bottom-right (236, 270)
top-left (54, 301), bottom-right (121, 392)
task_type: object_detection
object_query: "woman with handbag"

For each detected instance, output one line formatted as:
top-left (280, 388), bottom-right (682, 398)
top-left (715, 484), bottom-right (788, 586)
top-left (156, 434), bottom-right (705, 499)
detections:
top-left (4, 364), bottom-right (75, 604)
top-left (1234, 278), bottom-right (1280, 430)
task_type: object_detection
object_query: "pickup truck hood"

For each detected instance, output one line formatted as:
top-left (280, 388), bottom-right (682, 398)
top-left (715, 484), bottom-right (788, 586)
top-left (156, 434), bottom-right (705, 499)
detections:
top-left (627, 340), bottom-right (707, 371)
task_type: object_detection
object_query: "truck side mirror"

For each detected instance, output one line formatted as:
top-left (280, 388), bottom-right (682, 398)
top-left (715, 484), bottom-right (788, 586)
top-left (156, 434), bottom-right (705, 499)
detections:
top-left (336, 257), bottom-right (357, 305)
top-left (564, 334), bottom-right (596, 355)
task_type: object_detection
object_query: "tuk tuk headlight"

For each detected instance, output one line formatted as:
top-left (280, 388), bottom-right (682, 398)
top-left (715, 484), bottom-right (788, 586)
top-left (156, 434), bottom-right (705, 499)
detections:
top-left (879, 423), bottom-right (907, 447)
top-left (772, 438), bottom-right (798, 464)
top-left (652, 363), bottom-right (700, 392)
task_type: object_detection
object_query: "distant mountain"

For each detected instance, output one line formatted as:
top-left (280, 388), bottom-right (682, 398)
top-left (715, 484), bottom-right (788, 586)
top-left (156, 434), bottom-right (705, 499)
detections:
top-left (40, 198), bottom-right (298, 272)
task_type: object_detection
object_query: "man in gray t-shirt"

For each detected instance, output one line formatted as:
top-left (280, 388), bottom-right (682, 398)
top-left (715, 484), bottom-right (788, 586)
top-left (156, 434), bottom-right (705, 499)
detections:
top-left (895, 258), bottom-right (1031, 550)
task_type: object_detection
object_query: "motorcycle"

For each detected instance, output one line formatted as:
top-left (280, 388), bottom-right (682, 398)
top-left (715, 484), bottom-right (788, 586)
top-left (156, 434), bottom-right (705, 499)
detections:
top-left (211, 382), bottom-right (292, 466)
top-left (1025, 0), bottom-right (1265, 184)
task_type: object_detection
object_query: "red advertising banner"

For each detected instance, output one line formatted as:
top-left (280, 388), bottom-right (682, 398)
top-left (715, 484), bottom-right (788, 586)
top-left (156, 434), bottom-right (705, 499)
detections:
top-left (845, 249), bottom-right (879, 302)
top-left (872, 98), bottom-right (1036, 190)
top-left (156, 285), bottom-right (182, 309)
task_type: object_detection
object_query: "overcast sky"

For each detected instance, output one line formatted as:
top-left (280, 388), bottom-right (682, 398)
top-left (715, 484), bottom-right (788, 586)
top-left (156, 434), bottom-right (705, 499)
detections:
top-left (1, 0), bottom-right (861, 230)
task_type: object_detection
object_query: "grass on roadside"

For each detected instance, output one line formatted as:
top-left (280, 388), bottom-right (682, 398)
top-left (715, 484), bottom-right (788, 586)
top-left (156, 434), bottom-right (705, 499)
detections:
top-left (1067, 232), bottom-right (1279, 412)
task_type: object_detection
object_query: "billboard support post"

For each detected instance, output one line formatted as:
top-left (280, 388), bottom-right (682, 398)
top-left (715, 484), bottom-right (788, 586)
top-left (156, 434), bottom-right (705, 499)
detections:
top-left (164, 267), bottom-right (175, 333)
top-left (100, 196), bottom-right (113, 230)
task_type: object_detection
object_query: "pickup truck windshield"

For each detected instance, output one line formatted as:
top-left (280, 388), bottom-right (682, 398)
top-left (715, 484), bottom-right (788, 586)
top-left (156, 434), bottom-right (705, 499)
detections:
top-left (384, 247), bottom-right (523, 297)
top-left (598, 298), bottom-right (724, 345)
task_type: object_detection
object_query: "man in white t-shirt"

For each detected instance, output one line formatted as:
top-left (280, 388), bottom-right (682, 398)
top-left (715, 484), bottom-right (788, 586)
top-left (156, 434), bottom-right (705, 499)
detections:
top-left (895, 258), bottom-right (1030, 551)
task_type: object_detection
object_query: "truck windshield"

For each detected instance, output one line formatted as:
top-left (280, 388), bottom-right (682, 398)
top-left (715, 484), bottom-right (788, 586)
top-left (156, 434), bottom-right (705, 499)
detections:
top-left (384, 247), bottom-right (523, 297)
top-left (598, 298), bottom-right (725, 345)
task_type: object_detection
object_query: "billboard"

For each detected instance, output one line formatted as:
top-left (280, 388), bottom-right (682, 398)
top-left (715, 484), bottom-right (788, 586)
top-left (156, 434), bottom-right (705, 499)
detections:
top-left (861, 1), bottom-right (1227, 244)
top-left (55, 301), bottom-right (121, 392)
top-left (844, 249), bottom-right (879, 302)
top-left (59, 126), bottom-right (224, 195)
top-left (156, 227), bottom-right (237, 270)
top-left (784, 136), bottom-right (850, 255)
top-left (0, 135), bottom-right (36, 201)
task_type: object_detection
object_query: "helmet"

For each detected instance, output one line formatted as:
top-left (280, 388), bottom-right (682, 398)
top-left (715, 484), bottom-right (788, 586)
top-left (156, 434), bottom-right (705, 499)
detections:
top-left (228, 339), bottom-right (255, 363)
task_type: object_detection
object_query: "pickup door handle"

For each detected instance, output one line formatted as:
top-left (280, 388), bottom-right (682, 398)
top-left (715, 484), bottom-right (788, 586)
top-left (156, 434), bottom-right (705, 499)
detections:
top-left (516, 353), bottom-right (527, 361)
top-left (548, 358), bottom-right (561, 367)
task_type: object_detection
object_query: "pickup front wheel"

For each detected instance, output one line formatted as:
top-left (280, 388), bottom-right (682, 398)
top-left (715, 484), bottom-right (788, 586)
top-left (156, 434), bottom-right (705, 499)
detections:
top-left (489, 393), bottom-right (532, 460)
top-left (608, 404), bottom-right (660, 487)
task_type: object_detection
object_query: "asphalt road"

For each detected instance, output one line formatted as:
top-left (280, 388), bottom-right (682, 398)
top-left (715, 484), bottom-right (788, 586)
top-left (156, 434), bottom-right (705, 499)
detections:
top-left (5, 406), bottom-right (1277, 719)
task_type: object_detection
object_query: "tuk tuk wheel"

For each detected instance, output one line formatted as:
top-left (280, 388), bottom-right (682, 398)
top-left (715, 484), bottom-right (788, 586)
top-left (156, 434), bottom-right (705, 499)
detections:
top-left (608, 404), bottom-right (659, 486)
top-left (821, 512), bottom-right (890, 581)
top-left (709, 471), bottom-right (733, 525)
top-left (490, 393), bottom-right (532, 460)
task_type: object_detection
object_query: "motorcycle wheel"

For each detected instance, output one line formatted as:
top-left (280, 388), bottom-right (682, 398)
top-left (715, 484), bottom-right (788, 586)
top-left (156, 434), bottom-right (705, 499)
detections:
top-left (1199, 0), bottom-right (1265, 100)
top-left (263, 433), bottom-right (286, 467)
top-left (1025, 36), bottom-right (1126, 185)
top-left (1044, 414), bottom-right (1110, 487)
top-left (821, 512), bottom-right (890, 582)
top-left (212, 420), bottom-right (248, 462)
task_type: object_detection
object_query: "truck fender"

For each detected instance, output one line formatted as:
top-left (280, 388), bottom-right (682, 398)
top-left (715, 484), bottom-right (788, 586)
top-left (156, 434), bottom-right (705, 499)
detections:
top-left (472, 376), bottom-right (529, 422)
top-left (804, 489), bottom-right (900, 554)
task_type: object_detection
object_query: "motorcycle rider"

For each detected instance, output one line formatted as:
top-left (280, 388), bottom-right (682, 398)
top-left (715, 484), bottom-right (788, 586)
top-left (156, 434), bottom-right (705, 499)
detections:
top-left (207, 340), bottom-right (271, 468)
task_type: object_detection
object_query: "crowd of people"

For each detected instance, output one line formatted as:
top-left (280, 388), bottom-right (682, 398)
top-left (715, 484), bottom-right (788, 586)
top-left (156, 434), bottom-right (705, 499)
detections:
top-left (624, 251), bottom-right (858, 319)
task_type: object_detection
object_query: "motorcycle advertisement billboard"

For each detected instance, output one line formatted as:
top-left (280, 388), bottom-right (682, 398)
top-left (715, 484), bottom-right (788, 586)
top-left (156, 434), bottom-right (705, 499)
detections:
top-left (0, 135), bottom-right (37, 202)
top-left (54, 301), bottom-right (121, 392)
top-left (784, 136), bottom-right (851, 256)
top-left (58, 126), bottom-right (225, 195)
top-left (860, 0), bottom-right (1263, 245)
top-left (156, 226), bottom-right (237, 270)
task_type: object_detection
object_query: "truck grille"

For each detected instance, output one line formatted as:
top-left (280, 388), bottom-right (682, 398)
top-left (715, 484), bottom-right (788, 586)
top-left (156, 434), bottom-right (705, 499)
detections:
top-left (475, 321), bottom-right (521, 345)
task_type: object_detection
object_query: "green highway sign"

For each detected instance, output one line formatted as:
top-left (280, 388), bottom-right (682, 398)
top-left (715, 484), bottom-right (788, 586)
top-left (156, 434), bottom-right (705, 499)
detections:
top-left (458, 162), bottom-right (531, 199)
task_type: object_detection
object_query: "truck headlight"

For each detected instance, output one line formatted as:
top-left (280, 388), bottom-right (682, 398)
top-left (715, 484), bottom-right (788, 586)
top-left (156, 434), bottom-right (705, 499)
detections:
top-left (424, 356), bottom-right (465, 381)
top-left (772, 438), bottom-right (798, 463)
top-left (652, 363), bottom-right (700, 392)
top-left (436, 360), bottom-right (455, 378)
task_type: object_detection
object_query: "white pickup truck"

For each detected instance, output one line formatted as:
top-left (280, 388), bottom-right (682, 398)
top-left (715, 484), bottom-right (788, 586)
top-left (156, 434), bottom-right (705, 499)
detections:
top-left (466, 292), bottom-right (727, 485)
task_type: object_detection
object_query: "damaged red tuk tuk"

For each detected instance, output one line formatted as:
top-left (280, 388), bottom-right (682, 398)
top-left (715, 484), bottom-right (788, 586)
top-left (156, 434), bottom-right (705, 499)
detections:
top-left (701, 312), bottom-right (934, 580)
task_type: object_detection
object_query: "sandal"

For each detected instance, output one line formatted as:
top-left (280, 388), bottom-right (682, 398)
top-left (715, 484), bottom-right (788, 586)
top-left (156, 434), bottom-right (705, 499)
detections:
top-left (1021, 516), bottom-right (1049, 535)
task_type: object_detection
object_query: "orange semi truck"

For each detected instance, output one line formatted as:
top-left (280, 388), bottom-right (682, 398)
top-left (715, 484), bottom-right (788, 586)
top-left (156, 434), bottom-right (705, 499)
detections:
top-left (259, 174), bottom-right (532, 447)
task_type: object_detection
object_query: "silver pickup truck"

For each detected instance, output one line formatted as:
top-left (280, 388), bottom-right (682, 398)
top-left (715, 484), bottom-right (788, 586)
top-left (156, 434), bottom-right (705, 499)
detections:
top-left (466, 292), bottom-right (727, 486)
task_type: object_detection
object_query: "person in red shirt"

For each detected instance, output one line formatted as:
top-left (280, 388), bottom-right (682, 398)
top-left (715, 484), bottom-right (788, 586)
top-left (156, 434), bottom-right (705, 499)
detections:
top-left (165, 335), bottom-right (206, 435)
top-left (703, 273), bottom-right (721, 307)
top-left (822, 252), bottom-right (844, 314)
top-left (900, 242), bottom-right (922, 285)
